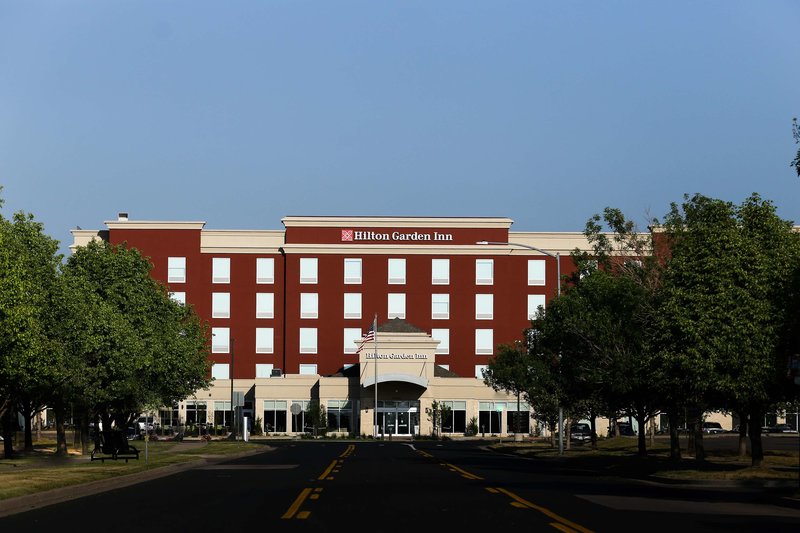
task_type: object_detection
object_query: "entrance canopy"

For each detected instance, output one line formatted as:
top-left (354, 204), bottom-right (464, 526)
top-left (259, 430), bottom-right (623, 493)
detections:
top-left (362, 373), bottom-right (428, 389)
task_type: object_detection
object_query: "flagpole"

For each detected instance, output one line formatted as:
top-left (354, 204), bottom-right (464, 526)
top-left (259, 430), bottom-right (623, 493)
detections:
top-left (373, 313), bottom-right (378, 439)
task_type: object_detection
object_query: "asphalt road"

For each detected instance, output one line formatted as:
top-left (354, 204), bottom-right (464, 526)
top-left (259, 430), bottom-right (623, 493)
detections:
top-left (1, 440), bottom-right (799, 532)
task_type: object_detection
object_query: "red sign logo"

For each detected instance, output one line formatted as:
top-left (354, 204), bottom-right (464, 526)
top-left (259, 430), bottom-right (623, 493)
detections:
top-left (341, 230), bottom-right (354, 242)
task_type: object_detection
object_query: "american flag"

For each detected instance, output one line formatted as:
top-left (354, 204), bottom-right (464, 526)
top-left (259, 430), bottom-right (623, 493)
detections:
top-left (356, 324), bottom-right (375, 353)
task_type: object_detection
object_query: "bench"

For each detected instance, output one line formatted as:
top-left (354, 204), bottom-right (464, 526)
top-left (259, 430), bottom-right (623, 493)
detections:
top-left (91, 430), bottom-right (140, 463)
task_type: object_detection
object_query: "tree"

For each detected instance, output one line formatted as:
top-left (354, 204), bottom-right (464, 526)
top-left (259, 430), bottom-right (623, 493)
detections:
top-left (484, 341), bottom-right (531, 436)
top-left (61, 239), bottom-right (211, 433)
top-left (425, 400), bottom-right (452, 439)
top-left (0, 202), bottom-right (63, 458)
top-left (656, 193), bottom-right (800, 466)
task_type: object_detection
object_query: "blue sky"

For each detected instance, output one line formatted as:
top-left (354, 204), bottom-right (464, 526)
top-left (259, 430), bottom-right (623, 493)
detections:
top-left (2, 1), bottom-right (799, 256)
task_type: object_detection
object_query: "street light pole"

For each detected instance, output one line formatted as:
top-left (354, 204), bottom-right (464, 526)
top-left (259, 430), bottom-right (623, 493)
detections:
top-left (230, 337), bottom-right (235, 440)
top-left (476, 240), bottom-right (564, 455)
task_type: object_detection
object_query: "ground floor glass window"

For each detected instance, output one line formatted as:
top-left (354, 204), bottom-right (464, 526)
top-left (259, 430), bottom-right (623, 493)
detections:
top-left (263, 400), bottom-right (287, 433)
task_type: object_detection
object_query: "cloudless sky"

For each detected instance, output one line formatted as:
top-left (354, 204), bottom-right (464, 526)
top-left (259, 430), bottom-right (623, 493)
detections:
top-left (2, 1), bottom-right (799, 257)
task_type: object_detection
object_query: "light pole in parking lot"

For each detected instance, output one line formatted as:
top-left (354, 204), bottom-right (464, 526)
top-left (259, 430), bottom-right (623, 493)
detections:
top-left (476, 240), bottom-right (564, 455)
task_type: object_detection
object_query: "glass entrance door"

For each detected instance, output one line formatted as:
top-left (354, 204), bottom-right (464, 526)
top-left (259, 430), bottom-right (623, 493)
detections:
top-left (376, 400), bottom-right (419, 436)
top-left (397, 412), bottom-right (409, 435)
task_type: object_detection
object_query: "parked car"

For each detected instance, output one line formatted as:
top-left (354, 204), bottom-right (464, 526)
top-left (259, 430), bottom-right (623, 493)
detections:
top-left (702, 421), bottom-right (725, 434)
top-left (570, 423), bottom-right (594, 442)
top-left (762, 423), bottom-right (798, 434)
top-left (608, 422), bottom-right (636, 437)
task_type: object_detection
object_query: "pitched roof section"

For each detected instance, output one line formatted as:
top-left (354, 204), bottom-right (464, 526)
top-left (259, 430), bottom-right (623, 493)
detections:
top-left (378, 318), bottom-right (425, 333)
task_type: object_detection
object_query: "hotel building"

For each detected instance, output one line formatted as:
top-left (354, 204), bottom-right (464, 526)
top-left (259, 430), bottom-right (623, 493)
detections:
top-left (71, 214), bottom-right (594, 438)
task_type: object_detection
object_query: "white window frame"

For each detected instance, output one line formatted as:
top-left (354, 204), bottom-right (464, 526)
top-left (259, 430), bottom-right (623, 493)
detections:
top-left (476, 259), bottom-right (494, 285)
top-left (475, 329), bottom-right (493, 355)
top-left (256, 293), bottom-right (274, 319)
top-left (212, 363), bottom-right (230, 380)
top-left (344, 258), bottom-right (362, 284)
top-left (343, 328), bottom-right (362, 354)
top-left (431, 259), bottom-right (450, 285)
top-left (344, 293), bottom-right (362, 319)
top-left (528, 294), bottom-right (547, 320)
top-left (388, 258), bottom-right (406, 284)
top-left (300, 293), bottom-right (319, 319)
top-left (212, 257), bottom-right (230, 284)
top-left (212, 292), bottom-right (230, 318)
top-left (256, 328), bottom-right (274, 354)
top-left (168, 257), bottom-right (186, 283)
top-left (528, 259), bottom-right (546, 286)
top-left (211, 327), bottom-right (229, 353)
top-left (256, 258), bottom-right (275, 284)
top-left (256, 363), bottom-right (274, 378)
top-left (475, 293), bottom-right (493, 320)
top-left (431, 328), bottom-right (449, 354)
top-left (299, 364), bottom-right (318, 375)
top-left (299, 328), bottom-right (317, 354)
top-left (431, 294), bottom-right (449, 320)
top-left (170, 292), bottom-right (186, 305)
top-left (300, 257), bottom-right (318, 284)
top-left (387, 293), bottom-right (406, 319)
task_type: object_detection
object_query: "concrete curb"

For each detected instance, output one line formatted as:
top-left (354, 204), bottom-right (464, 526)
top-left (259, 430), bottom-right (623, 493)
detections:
top-left (0, 446), bottom-right (272, 518)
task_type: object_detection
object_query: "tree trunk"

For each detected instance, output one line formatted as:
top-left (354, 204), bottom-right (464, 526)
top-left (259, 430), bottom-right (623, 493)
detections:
top-left (54, 400), bottom-right (68, 456)
top-left (737, 414), bottom-right (748, 457)
top-left (668, 410), bottom-right (681, 461)
top-left (2, 407), bottom-right (15, 458)
top-left (636, 413), bottom-right (647, 456)
top-left (689, 407), bottom-right (705, 462)
top-left (748, 409), bottom-right (764, 467)
top-left (589, 413), bottom-right (598, 449)
top-left (23, 406), bottom-right (33, 451)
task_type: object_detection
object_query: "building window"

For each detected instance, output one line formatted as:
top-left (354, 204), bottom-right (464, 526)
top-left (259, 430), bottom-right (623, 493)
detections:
top-left (475, 329), bottom-right (493, 355)
top-left (431, 294), bottom-right (449, 320)
top-left (300, 293), bottom-right (318, 319)
top-left (212, 257), bottom-right (230, 284)
top-left (255, 363), bottom-right (274, 378)
top-left (528, 259), bottom-right (546, 286)
top-left (299, 328), bottom-right (317, 354)
top-left (431, 328), bottom-right (449, 354)
top-left (528, 294), bottom-right (546, 320)
top-left (475, 365), bottom-right (488, 379)
top-left (212, 363), bottom-right (230, 380)
top-left (263, 400), bottom-right (287, 433)
top-left (256, 258), bottom-right (274, 284)
top-left (256, 328), bottom-right (274, 354)
top-left (344, 328), bottom-right (362, 354)
top-left (168, 257), bottom-right (186, 283)
top-left (185, 400), bottom-right (207, 425)
top-left (213, 400), bottom-right (233, 429)
top-left (299, 364), bottom-right (318, 375)
top-left (212, 293), bottom-right (230, 318)
top-left (300, 257), bottom-right (318, 284)
top-left (431, 259), bottom-right (449, 285)
top-left (475, 294), bottom-right (493, 320)
top-left (440, 400), bottom-right (467, 434)
top-left (475, 259), bottom-right (493, 285)
top-left (256, 293), bottom-right (274, 319)
top-left (344, 258), bottom-right (362, 284)
top-left (327, 400), bottom-right (352, 433)
top-left (212, 327), bottom-right (229, 353)
top-left (344, 293), bottom-right (362, 319)
top-left (388, 258), bottom-right (406, 284)
top-left (170, 292), bottom-right (186, 305)
top-left (387, 293), bottom-right (406, 319)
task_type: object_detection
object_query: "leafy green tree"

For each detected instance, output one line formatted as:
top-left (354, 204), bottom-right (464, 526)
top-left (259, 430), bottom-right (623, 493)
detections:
top-left (424, 400), bottom-right (452, 438)
top-left (0, 202), bottom-right (63, 458)
top-left (305, 401), bottom-right (327, 437)
top-left (656, 193), bottom-right (800, 466)
top-left (484, 341), bottom-right (531, 436)
top-left (62, 239), bottom-right (211, 433)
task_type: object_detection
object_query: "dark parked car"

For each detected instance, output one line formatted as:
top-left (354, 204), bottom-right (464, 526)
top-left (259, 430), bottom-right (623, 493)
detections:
top-left (762, 423), bottom-right (798, 434)
top-left (608, 422), bottom-right (636, 437)
top-left (702, 421), bottom-right (725, 434)
top-left (570, 423), bottom-right (594, 442)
